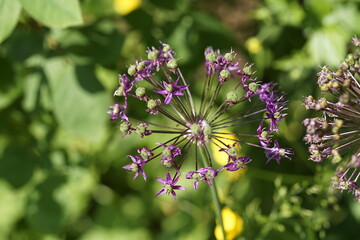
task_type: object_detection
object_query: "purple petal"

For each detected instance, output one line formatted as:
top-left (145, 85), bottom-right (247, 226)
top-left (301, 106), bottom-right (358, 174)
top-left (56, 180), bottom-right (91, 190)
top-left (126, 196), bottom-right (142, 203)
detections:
top-left (133, 171), bottom-right (139, 180)
top-left (173, 185), bottom-right (186, 191)
top-left (122, 164), bottom-right (132, 170)
top-left (165, 172), bottom-right (172, 182)
top-left (164, 94), bottom-right (172, 105)
top-left (140, 169), bottom-right (147, 181)
top-left (154, 89), bottom-right (168, 95)
top-left (155, 189), bottom-right (165, 197)
top-left (155, 177), bottom-right (167, 185)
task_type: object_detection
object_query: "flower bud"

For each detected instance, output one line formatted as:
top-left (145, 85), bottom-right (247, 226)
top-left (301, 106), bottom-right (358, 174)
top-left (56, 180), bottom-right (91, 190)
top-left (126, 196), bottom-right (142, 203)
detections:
top-left (114, 86), bottom-right (124, 96)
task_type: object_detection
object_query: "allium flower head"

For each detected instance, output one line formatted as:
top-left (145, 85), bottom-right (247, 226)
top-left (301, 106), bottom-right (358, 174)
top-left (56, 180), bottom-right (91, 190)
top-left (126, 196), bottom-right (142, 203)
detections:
top-left (109, 43), bottom-right (291, 198)
top-left (303, 37), bottom-right (360, 202)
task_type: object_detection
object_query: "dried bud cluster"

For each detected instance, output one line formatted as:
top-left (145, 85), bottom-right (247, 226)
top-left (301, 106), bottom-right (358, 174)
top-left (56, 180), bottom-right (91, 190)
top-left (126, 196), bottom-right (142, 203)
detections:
top-left (303, 37), bottom-right (360, 202)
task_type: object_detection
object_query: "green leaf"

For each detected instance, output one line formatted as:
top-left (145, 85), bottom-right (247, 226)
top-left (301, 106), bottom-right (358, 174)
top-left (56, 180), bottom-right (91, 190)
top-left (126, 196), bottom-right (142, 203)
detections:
top-left (0, 57), bottom-right (21, 109)
top-left (22, 72), bottom-right (42, 112)
top-left (0, 0), bottom-right (21, 43)
top-left (43, 58), bottom-right (110, 143)
top-left (0, 181), bottom-right (25, 237)
top-left (18, 0), bottom-right (83, 28)
top-left (27, 174), bottom-right (66, 234)
top-left (307, 26), bottom-right (350, 66)
top-left (0, 145), bottom-right (37, 189)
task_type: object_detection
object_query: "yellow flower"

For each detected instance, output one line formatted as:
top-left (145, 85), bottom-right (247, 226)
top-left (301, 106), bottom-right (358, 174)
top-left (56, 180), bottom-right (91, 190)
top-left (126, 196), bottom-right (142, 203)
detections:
top-left (214, 207), bottom-right (244, 240)
top-left (245, 37), bottom-right (263, 54)
top-left (113, 0), bottom-right (141, 15)
top-left (211, 130), bottom-right (246, 180)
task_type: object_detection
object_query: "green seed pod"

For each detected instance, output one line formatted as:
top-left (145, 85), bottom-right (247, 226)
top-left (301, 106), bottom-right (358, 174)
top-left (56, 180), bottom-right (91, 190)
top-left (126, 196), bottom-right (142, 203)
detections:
top-left (205, 52), bottom-right (217, 62)
top-left (345, 54), bottom-right (355, 65)
top-left (147, 99), bottom-right (158, 109)
top-left (334, 119), bottom-right (343, 128)
top-left (140, 149), bottom-right (150, 159)
top-left (220, 69), bottom-right (231, 79)
top-left (224, 52), bottom-right (235, 61)
top-left (136, 61), bottom-right (146, 70)
top-left (243, 65), bottom-right (252, 75)
top-left (120, 122), bottom-right (130, 134)
top-left (228, 146), bottom-right (238, 157)
top-left (320, 84), bottom-right (329, 92)
top-left (165, 83), bottom-right (173, 92)
top-left (136, 87), bottom-right (146, 97)
top-left (331, 81), bottom-right (340, 89)
top-left (136, 125), bottom-right (146, 136)
top-left (226, 91), bottom-right (239, 103)
top-left (148, 50), bottom-right (159, 60)
top-left (249, 82), bottom-right (259, 92)
top-left (128, 65), bottom-right (136, 76)
top-left (163, 148), bottom-right (172, 158)
top-left (339, 93), bottom-right (350, 104)
top-left (114, 86), bottom-right (124, 96)
top-left (130, 163), bottom-right (138, 172)
top-left (326, 73), bottom-right (333, 80)
top-left (163, 44), bottom-right (171, 52)
top-left (167, 59), bottom-right (178, 69)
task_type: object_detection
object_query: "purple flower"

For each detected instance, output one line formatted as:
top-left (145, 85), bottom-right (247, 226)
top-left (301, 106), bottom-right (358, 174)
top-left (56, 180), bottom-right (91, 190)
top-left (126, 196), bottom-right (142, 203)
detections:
top-left (137, 147), bottom-right (154, 160)
top-left (154, 78), bottom-right (188, 105)
top-left (123, 155), bottom-right (147, 180)
top-left (265, 140), bottom-right (293, 164)
top-left (157, 143), bottom-right (181, 167)
top-left (109, 43), bottom-right (291, 198)
top-left (107, 104), bottom-right (128, 121)
top-left (155, 173), bottom-right (186, 199)
top-left (224, 156), bottom-right (252, 171)
top-left (186, 167), bottom-right (218, 190)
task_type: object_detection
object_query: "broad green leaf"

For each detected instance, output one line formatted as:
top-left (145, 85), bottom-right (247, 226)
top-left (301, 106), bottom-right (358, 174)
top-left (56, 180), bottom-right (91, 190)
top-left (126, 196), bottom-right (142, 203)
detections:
top-left (307, 26), bottom-right (349, 66)
top-left (22, 72), bottom-right (42, 112)
top-left (0, 181), bottom-right (25, 237)
top-left (0, 57), bottom-right (20, 109)
top-left (0, 0), bottom-right (21, 43)
top-left (27, 174), bottom-right (66, 234)
top-left (43, 58), bottom-right (110, 143)
top-left (168, 16), bottom-right (194, 63)
top-left (19, 0), bottom-right (83, 28)
top-left (0, 145), bottom-right (37, 189)
top-left (54, 167), bottom-right (96, 222)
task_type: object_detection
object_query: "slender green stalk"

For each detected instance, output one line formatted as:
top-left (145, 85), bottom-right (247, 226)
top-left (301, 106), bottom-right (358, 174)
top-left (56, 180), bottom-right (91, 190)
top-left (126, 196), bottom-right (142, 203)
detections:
top-left (198, 146), bottom-right (226, 240)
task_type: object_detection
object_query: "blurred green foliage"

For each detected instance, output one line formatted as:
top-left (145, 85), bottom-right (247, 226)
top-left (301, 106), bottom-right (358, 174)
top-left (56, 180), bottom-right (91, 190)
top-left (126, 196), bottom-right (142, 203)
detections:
top-left (1, 0), bottom-right (360, 239)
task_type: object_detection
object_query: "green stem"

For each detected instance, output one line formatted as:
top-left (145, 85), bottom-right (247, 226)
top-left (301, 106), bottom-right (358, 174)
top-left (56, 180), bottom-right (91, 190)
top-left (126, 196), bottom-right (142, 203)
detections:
top-left (198, 146), bottom-right (226, 240)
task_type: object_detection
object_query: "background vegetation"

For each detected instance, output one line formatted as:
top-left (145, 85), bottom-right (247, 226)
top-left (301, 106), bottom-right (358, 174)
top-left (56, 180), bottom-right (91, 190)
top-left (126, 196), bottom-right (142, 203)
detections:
top-left (1, 0), bottom-right (360, 239)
